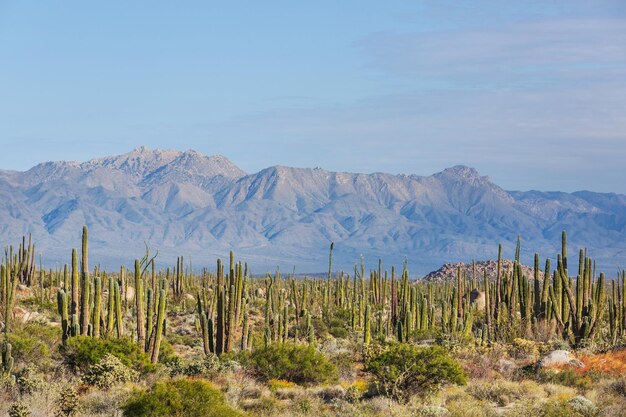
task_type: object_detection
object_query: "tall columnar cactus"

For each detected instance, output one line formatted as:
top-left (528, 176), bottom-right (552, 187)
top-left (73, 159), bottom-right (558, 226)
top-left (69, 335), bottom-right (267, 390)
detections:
top-left (57, 289), bottom-right (69, 344)
top-left (93, 276), bottom-right (102, 338)
top-left (197, 290), bottom-right (214, 355)
top-left (135, 259), bottom-right (145, 346)
top-left (226, 284), bottom-right (235, 352)
top-left (150, 288), bottom-right (166, 364)
top-left (1, 342), bottom-right (13, 374)
top-left (216, 280), bottom-right (225, 355)
top-left (241, 309), bottom-right (249, 351)
top-left (550, 247), bottom-right (606, 347)
top-left (306, 312), bottom-right (315, 347)
top-left (80, 226), bottom-right (90, 336)
top-left (2, 263), bottom-right (18, 336)
top-left (114, 281), bottom-right (124, 338)
top-left (145, 288), bottom-right (153, 351)
top-left (106, 276), bottom-right (115, 336)
top-left (484, 271), bottom-right (491, 339)
top-left (363, 304), bottom-right (371, 345)
top-left (71, 249), bottom-right (78, 317)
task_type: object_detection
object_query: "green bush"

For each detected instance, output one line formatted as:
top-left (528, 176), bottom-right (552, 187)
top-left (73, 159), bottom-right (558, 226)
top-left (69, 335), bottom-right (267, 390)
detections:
top-left (365, 343), bottom-right (466, 402)
top-left (251, 343), bottom-right (337, 384)
top-left (60, 337), bottom-right (154, 373)
top-left (121, 378), bottom-right (244, 417)
top-left (8, 331), bottom-right (51, 367)
top-left (156, 339), bottom-right (178, 365)
top-left (83, 354), bottom-right (139, 389)
top-left (329, 327), bottom-right (348, 339)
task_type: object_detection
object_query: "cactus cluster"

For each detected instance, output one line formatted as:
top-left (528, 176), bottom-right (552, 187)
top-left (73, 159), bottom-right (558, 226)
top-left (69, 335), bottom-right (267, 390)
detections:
top-left (197, 252), bottom-right (248, 356)
top-left (2, 226), bottom-right (623, 375)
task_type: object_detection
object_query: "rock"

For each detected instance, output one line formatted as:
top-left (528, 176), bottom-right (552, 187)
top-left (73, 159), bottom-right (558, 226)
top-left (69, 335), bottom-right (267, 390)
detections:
top-left (423, 260), bottom-right (545, 283)
top-left (13, 307), bottom-right (45, 323)
top-left (539, 350), bottom-right (585, 369)
top-left (497, 358), bottom-right (517, 375)
top-left (241, 386), bottom-right (263, 399)
top-left (469, 289), bottom-right (485, 309)
top-left (124, 286), bottom-right (135, 302)
top-left (568, 396), bottom-right (596, 414)
top-left (274, 387), bottom-right (303, 400)
top-left (415, 405), bottom-right (449, 416)
top-left (316, 385), bottom-right (346, 402)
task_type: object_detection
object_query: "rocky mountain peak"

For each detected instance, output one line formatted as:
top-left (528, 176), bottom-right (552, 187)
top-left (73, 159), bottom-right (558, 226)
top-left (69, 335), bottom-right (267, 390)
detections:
top-left (440, 165), bottom-right (483, 181)
top-left (0, 149), bottom-right (624, 273)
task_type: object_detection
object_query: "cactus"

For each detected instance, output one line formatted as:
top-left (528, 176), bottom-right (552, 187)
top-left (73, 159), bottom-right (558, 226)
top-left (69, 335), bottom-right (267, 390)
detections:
top-left (135, 259), bottom-right (145, 346)
top-left (307, 312), bottom-right (315, 347)
top-left (1, 341), bottom-right (13, 374)
top-left (150, 288), bottom-right (166, 363)
top-left (226, 284), bottom-right (235, 352)
top-left (92, 276), bottom-right (102, 338)
top-left (241, 309), bottom-right (249, 351)
top-left (57, 289), bottom-right (69, 344)
top-left (2, 263), bottom-right (18, 336)
top-left (106, 276), bottom-right (115, 336)
top-left (550, 247), bottom-right (606, 347)
top-left (80, 226), bottom-right (90, 336)
top-left (145, 288), bottom-right (153, 352)
top-left (114, 281), bottom-right (123, 338)
top-left (363, 304), bottom-right (371, 345)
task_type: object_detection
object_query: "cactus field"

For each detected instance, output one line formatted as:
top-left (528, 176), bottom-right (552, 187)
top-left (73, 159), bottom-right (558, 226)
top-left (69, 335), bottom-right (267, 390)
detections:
top-left (1, 227), bottom-right (626, 416)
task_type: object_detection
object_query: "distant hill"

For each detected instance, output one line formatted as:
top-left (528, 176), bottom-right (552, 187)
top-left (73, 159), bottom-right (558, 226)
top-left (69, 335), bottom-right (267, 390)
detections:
top-left (423, 260), bottom-right (545, 283)
top-left (0, 147), bottom-right (624, 275)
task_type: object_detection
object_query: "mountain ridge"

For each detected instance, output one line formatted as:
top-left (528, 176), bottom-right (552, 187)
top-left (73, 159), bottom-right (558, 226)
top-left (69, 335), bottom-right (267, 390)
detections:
top-left (1, 147), bottom-right (624, 275)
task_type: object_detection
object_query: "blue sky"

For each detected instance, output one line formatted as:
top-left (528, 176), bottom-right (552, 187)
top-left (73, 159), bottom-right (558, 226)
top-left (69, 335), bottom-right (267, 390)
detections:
top-left (1, 1), bottom-right (625, 192)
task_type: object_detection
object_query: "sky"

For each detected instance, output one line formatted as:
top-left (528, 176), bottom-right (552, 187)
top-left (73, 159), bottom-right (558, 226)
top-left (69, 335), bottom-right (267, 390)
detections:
top-left (1, 1), bottom-right (625, 193)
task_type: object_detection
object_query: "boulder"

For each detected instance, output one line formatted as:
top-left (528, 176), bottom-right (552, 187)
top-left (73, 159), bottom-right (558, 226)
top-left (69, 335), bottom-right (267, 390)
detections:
top-left (497, 358), bottom-right (517, 375)
top-left (469, 289), bottom-right (485, 309)
top-left (568, 396), bottom-right (596, 414)
top-left (124, 286), bottom-right (135, 302)
top-left (539, 350), bottom-right (584, 369)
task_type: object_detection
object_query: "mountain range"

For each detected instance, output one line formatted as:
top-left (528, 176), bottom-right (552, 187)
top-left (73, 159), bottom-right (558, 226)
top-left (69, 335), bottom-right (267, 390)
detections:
top-left (0, 147), bottom-right (624, 275)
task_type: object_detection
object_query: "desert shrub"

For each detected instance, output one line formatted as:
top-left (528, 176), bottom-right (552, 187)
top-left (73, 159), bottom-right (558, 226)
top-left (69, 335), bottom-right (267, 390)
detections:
top-left (507, 398), bottom-right (598, 417)
top-left (54, 386), bottom-right (79, 417)
top-left (295, 316), bottom-right (329, 339)
top-left (156, 339), bottom-right (178, 364)
top-left (166, 333), bottom-right (197, 348)
top-left (83, 354), bottom-right (139, 389)
top-left (21, 296), bottom-right (57, 316)
top-left (167, 354), bottom-right (241, 378)
top-left (365, 343), bottom-right (466, 402)
top-left (611, 377), bottom-right (626, 398)
top-left (14, 367), bottom-right (41, 395)
top-left (268, 378), bottom-right (298, 391)
top-left (329, 327), bottom-right (348, 339)
top-left (7, 332), bottom-right (51, 367)
top-left (510, 338), bottom-right (541, 359)
top-left (251, 343), bottom-right (337, 384)
top-left (467, 380), bottom-right (545, 406)
top-left (536, 369), bottom-right (596, 390)
top-left (121, 378), bottom-right (244, 417)
top-left (329, 351), bottom-right (356, 380)
top-left (8, 403), bottom-right (31, 417)
top-left (60, 337), bottom-right (153, 373)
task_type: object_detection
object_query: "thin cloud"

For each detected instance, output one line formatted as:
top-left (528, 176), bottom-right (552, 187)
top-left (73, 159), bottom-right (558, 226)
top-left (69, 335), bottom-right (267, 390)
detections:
top-left (356, 18), bottom-right (626, 90)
